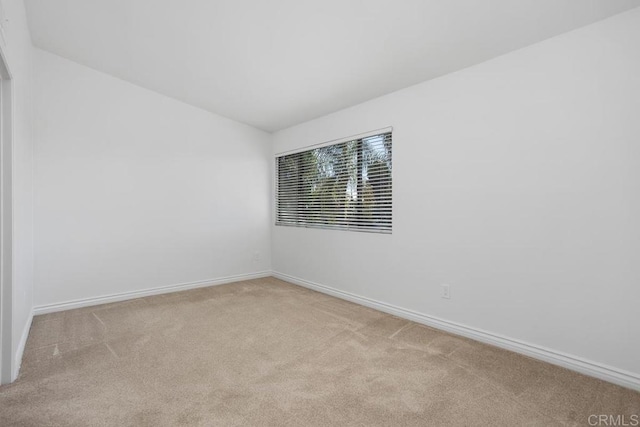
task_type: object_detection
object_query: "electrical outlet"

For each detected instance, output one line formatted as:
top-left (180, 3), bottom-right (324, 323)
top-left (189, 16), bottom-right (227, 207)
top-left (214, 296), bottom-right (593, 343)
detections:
top-left (252, 251), bottom-right (261, 262)
top-left (441, 284), bottom-right (450, 299)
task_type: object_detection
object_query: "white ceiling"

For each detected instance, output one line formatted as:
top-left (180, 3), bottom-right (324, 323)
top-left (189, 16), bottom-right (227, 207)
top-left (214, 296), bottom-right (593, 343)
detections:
top-left (25, 0), bottom-right (640, 132)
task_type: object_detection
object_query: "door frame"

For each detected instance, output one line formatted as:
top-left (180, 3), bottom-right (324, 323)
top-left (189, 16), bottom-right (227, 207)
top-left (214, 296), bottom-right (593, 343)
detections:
top-left (0, 40), bottom-right (13, 385)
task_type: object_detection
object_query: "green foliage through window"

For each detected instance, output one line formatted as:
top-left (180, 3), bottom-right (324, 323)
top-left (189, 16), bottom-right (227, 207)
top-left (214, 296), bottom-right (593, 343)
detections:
top-left (276, 132), bottom-right (392, 233)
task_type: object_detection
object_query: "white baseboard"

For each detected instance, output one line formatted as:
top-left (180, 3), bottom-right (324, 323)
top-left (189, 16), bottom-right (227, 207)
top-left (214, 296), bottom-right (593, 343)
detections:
top-left (272, 271), bottom-right (640, 391)
top-left (33, 271), bottom-right (271, 315)
top-left (12, 310), bottom-right (33, 382)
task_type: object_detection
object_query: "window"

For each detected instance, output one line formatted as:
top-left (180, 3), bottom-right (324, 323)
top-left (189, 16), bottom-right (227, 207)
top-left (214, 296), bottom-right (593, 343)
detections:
top-left (276, 131), bottom-right (392, 233)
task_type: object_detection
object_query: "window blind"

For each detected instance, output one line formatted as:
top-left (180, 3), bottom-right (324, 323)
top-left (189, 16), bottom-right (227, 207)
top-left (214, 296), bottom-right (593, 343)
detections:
top-left (276, 132), bottom-right (392, 233)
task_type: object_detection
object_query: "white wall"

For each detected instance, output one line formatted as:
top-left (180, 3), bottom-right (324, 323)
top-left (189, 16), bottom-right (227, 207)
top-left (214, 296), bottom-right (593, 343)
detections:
top-left (33, 49), bottom-right (272, 308)
top-left (272, 8), bottom-right (640, 380)
top-left (0, 0), bottom-right (35, 381)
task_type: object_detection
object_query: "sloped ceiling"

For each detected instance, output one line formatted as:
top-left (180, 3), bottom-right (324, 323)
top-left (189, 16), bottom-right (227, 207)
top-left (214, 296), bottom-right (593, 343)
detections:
top-left (25, 0), bottom-right (640, 131)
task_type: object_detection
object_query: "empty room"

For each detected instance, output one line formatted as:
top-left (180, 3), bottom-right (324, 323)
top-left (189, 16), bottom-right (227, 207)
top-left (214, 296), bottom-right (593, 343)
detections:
top-left (0, 0), bottom-right (639, 425)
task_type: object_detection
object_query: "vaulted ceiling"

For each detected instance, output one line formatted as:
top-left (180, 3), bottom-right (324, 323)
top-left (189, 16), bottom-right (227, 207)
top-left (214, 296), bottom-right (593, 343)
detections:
top-left (25, 0), bottom-right (640, 132)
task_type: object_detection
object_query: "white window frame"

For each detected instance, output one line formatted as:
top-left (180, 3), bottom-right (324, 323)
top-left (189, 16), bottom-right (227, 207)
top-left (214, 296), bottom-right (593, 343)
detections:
top-left (274, 127), bottom-right (393, 234)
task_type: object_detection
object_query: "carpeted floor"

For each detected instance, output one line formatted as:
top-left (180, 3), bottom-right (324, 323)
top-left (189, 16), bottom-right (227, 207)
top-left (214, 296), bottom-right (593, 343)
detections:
top-left (0, 278), bottom-right (638, 426)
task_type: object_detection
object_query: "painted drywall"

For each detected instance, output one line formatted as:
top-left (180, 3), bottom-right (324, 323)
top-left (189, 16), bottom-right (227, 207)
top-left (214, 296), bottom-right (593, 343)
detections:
top-left (24, 0), bottom-right (640, 132)
top-left (0, 0), bottom-right (35, 381)
top-left (33, 49), bottom-right (272, 307)
top-left (272, 7), bottom-right (640, 377)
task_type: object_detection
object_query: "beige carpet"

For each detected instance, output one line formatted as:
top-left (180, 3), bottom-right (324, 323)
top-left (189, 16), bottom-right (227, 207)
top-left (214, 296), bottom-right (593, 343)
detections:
top-left (0, 278), bottom-right (638, 426)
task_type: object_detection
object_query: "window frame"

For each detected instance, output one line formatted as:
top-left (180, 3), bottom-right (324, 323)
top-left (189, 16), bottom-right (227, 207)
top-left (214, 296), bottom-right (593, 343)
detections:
top-left (274, 128), bottom-right (393, 234)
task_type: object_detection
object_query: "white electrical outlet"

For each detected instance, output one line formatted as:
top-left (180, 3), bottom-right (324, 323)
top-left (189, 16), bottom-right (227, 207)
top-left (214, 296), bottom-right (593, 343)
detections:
top-left (252, 251), bottom-right (261, 262)
top-left (441, 284), bottom-right (450, 299)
